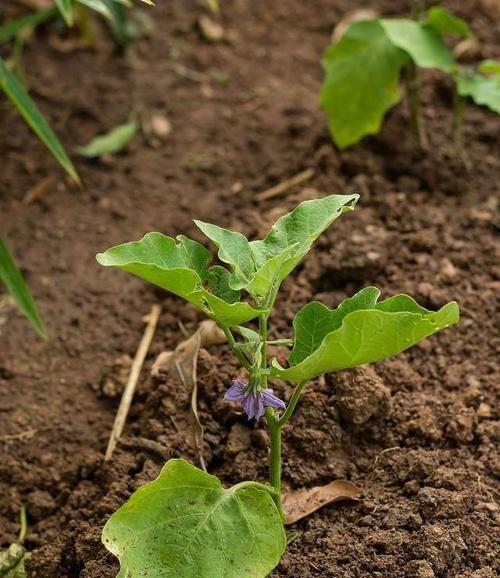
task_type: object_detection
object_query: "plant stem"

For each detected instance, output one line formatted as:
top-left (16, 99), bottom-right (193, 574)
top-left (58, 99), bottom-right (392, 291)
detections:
top-left (452, 86), bottom-right (465, 154)
top-left (221, 325), bottom-right (251, 370)
top-left (406, 61), bottom-right (429, 150)
top-left (267, 410), bottom-right (282, 495)
top-left (277, 381), bottom-right (307, 427)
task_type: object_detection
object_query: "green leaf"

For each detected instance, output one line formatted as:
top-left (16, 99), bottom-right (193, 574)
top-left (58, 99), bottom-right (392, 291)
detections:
top-left (455, 67), bottom-right (500, 114)
top-left (0, 544), bottom-right (28, 577)
top-left (76, 119), bottom-right (137, 157)
top-left (0, 7), bottom-right (57, 43)
top-left (193, 221), bottom-right (255, 289)
top-left (76, 0), bottom-right (114, 19)
top-left (248, 194), bottom-right (359, 297)
top-left (0, 57), bottom-right (80, 184)
top-left (271, 288), bottom-right (459, 382)
top-left (424, 6), bottom-right (471, 38)
top-left (102, 459), bottom-right (285, 578)
top-left (320, 20), bottom-right (408, 148)
top-left (289, 286), bottom-right (379, 365)
top-left (380, 19), bottom-right (455, 72)
top-left (207, 0), bottom-right (219, 13)
top-left (197, 195), bottom-right (359, 299)
top-left (0, 239), bottom-right (46, 338)
top-left (96, 232), bottom-right (259, 326)
top-left (55, 0), bottom-right (74, 26)
top-left (479, 60), bottom-right (500, 75)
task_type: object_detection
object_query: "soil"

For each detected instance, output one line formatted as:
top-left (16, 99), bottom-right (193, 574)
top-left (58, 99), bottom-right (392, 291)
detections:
top-left (1, 0), bottom-right (499, 577)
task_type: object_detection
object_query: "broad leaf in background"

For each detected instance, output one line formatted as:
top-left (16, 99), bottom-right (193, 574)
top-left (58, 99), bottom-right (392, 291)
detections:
top-left (0, 6), bottom-right (57, 43)
top-left (102, 459), bottom-right (286, 578)
top-left (380, 19), bottom-right (455, 72)
top-left (196, 195), bottom-right (359, 298)
top-left (96, 232), bottom-right (260, 326)
top-left (320, 20), bottom-right (408, 148)
top-left (271, 289), bottom-right (459, 382)
top-left (455, 67), bottom-right (500, 114)
top-left (76, 118), bottom-right (137, 157)
top-left (0, 239), bottom-right (46, 338)
top-left (0, 57), bottom-right (79, 183)
top-left (55, 0), bottom-right (74, 26)
top-left (424, 6), bottom-right (471, 38)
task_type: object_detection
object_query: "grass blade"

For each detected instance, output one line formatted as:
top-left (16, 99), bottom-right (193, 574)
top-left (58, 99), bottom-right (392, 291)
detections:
top-left (0, 56), bottom-right (80, 183)
top-left (0, 239), bottom-right (46, 338)
top-left (55, 0), bottom-right (74, 26)
top-left (0, 7), bottom-right (57, 43)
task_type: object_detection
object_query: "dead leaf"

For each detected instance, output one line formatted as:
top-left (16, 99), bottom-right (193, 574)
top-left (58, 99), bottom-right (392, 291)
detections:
top-left (454, 37), bottom-right (481, 62)
top-left (23, 176), bottom-right (54, 205)
top-left (198, 15), bottom-right (224, 42)
top-left (151, 320), bottom-right (225, 469)
top-left (283, 480), bottom-right (361, 525)
top-left (331, 8), bottom-right (379, 43)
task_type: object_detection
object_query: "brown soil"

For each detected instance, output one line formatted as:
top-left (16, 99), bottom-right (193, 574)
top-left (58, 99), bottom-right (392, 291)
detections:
top-left (1, 0), bottom-right (499, 577)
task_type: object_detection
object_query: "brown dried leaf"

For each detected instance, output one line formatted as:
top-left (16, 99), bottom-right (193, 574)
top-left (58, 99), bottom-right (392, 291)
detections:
top-left (331, 8), bottom-right (379, 43)
top-left (283, 480), bottom-right (361, 525)
top-left (151, 320), bottom-right (225, 469)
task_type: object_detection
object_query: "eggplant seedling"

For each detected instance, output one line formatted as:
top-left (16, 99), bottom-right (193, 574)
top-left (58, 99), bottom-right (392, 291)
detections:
top-left (97, 194), bottom-right (459, 577)
top-left (320, 6), bottom-right (500, 150)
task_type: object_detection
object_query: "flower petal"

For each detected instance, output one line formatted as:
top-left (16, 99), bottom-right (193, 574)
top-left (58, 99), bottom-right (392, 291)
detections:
top-left (261, 388), bottom-right (286, 411)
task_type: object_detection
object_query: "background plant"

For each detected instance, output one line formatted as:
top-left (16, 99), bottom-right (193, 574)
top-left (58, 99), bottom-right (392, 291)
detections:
top-left (96, 194), bottom-right (459, 577)
top-left (0, 0), bottom-right (151, 336)
top-left (320, 6), bottom-right (500, 149)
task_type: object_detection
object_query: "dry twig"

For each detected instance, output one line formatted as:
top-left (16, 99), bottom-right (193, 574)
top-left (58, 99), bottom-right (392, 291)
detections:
top-left (256, 168), bottom-right (314, 201)
top-left (104, 304), bottom-right (161, 461)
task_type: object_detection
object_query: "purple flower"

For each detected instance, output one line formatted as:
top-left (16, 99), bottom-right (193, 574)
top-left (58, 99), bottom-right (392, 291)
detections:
top-left (224, 378), bottom-right (286, 421)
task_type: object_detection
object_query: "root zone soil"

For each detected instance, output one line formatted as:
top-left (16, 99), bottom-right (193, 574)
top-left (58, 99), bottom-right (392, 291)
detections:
top-left (0, 1), bottom-right (499, 577)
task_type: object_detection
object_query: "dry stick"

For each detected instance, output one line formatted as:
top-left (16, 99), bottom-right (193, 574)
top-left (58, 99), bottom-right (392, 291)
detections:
top-left (256, 168), bottom-right (314, 201)
top-left (104, 304), bottom-right (161, 462)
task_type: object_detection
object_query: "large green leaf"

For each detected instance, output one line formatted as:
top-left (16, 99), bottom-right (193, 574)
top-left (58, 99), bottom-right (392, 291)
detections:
top-left (96, 233), bottom-right (259, 326)
top-left (0, 239), bottom-right (46, 338)
top-left (55, 0), bottom-right (74, 26)
top-left (271, 288), bottom-right (459, 382)
top-left (380, 19), bottom-right (455, 72)
top-left (424, 6), bottom-right (471, 38)
top-left (0, 57), bottom-right (79, 184)
top-left (76, 119), bottom-right (137, 157)
top-left (196, 195), bottom-right (359, 298)
top-left (0, 7), bottom-right (57, 43)
top-left (102, 459), bottom-right (286, 578)
top-left (320, 20), bottom-right (408, 148)
top-left (289, 286), bottom-right (379, 365)
top-left (193, 222), bottom-right (255, 289)
top-left (455, 67), bottom-right (500, 114)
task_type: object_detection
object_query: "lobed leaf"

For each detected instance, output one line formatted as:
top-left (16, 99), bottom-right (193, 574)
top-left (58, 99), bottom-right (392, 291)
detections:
top-left (96, 232), bottom-right (259, 326)
top-left (424, 7), bottom-right (471, 39)
top-left (0, 57), bottom-right (79, 184)
top-left (102, 459), bottom-right (286, 578)
top-left (320, 20), bottom-right (408, 148)
top-left (0, 239), bottom-right (46, 338)
top-left (197, 194), bottom-right (359, 298)
top-left (272, 287), bottom-right (459, 382)
top-left (455, 67), bottom-right (500, 114)
top-left (76, 119), bottom-right (137, 157)
top-left (380, 19), bottom-right (455, 72)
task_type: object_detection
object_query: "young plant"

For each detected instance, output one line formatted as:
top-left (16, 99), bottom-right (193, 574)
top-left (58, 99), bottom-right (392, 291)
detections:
top-left (320, 6), bottom-right (500, 149)
top-left (0, 239), bottom-right (46, 338)
top-left (96, 194), bottom-right (459, 577)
